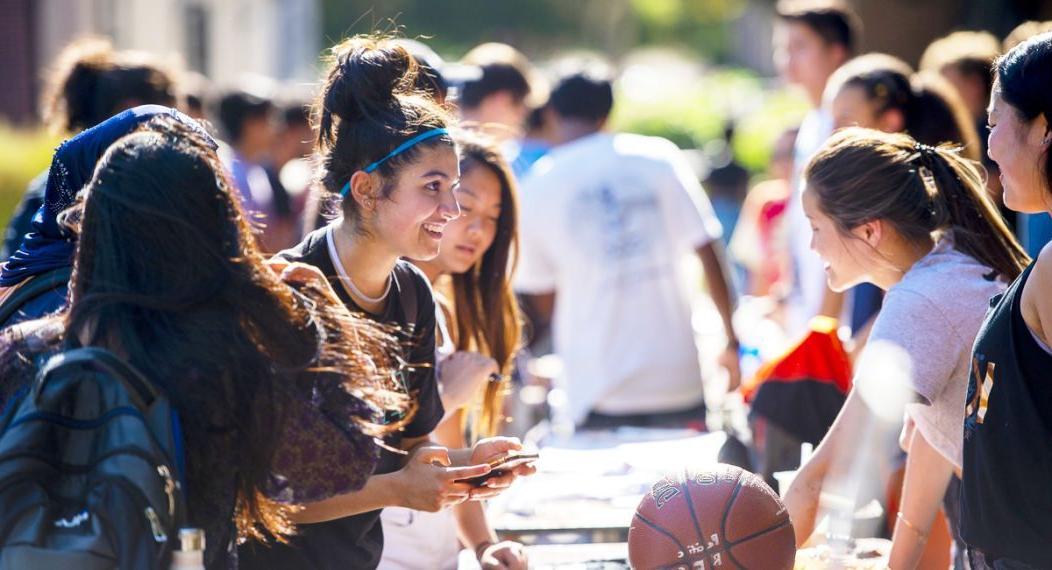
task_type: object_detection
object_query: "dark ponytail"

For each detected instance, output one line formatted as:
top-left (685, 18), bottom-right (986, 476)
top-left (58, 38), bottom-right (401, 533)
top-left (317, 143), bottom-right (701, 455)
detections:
top-left (314, 34), bottom-right (454, 223)
top-left (922, 141), bottom-right (1028, 279)
top-left (906, 72), bottom-right (981, 162)
top-left (829, 54), bottom-right (981, 160)
top-left (995, 31), bottom-right (1052, 198)
top-left (805, 128), bottom-right (1028, 281)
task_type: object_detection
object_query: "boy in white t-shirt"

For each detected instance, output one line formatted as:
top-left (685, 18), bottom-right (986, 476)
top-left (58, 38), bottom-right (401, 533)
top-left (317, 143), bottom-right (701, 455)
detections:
top-left (515, 67), bottom-right (740, 428)
top-left (773, 0), bottom-right (859, 335)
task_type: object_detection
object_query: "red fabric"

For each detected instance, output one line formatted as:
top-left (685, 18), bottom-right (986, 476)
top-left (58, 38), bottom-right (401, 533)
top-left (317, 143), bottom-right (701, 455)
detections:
top-left (742, 316), bottom-right (853, 401)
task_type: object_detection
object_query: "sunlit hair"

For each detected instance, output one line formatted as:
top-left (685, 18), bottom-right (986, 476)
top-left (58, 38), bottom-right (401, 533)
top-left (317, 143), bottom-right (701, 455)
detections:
top-left (805, 128), bottom-right (1028, 281)
top-left (41, 36), bottom-right (179, 134)
top-left (826, 53), bottom-right (981, 160)
top-left (449, 132), bottom-right (522, 439)
top-left (0, 116), bottom-right (407, 543)
top-left (1003, 21), bottom-right (1052, 52)
top-left (920, 30), bottom-right (1000, 96)
top-left (313, 33), bottom-right (455, 228)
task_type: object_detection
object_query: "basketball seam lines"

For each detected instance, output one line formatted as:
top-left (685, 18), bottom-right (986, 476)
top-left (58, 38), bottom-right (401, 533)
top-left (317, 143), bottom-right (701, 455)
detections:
top-left (719, 473), bottom-right (743, 538)
top-left (681, 467), bottom-right (707, 550)
top-left (727, 516), bottom-right (793, 546)
top-left (722, 475), bottom-right (748, 569)
top-left (635, 512), bottom-right (689, 556)
top-left (641, 469), bottom-right (790, 570)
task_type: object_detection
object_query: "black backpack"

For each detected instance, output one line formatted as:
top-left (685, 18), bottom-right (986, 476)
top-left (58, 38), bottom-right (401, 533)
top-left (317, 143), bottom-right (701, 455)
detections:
top-left (0, 347), bottom-right (188, 569)
top-left (0, 266), bottom-right (72, 329)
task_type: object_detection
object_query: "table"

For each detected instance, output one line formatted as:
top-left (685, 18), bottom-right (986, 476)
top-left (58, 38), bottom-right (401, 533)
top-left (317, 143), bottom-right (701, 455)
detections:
top-left (457, 542), bottom-right (629, 569)
top-left (487, 428), bottom-right (728, 545)
top-left (457, 427), bottom-right (891, 568)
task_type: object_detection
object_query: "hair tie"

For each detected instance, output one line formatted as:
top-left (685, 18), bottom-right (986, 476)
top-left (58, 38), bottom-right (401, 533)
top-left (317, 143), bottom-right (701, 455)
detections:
top-left (914, 142), bottom-right (937, 155)
top-left (339, 128), bottom-right (450, 197)
top-left (906, 141), bottom-right (938, 171)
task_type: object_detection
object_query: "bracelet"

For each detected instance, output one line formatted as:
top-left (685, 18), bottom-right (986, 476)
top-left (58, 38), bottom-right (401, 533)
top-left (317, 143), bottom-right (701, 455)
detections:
top-left (896, 512), bottom-right (929, 542)
top-left (474, 540), bottom-right (495, 561)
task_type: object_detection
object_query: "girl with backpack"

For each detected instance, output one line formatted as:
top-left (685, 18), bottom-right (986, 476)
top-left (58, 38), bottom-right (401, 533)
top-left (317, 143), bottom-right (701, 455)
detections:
top-left (238, 35), bottom-right (532, 570)
top-left (0, 114), bottom-right (406, 568)
top-left (783, 127), bottom-right (1027, 568)
top-left (0, 106), bottom-right (199, 329)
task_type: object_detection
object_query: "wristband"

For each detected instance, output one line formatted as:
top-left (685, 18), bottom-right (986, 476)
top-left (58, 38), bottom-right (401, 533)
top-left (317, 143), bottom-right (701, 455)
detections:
top-left (896, 512), bottom-right (929, 542)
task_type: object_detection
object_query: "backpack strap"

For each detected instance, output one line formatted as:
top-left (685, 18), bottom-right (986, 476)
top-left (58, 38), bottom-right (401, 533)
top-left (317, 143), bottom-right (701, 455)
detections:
top-left (0, 266), bottom-right (72, 325)
top-left (34, 347), bottom-right (161, 412)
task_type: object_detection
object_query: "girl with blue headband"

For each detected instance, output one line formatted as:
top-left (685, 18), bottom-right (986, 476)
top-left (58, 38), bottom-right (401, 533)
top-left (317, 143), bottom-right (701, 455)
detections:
top-left (239, 35), bottom-right (532, 570)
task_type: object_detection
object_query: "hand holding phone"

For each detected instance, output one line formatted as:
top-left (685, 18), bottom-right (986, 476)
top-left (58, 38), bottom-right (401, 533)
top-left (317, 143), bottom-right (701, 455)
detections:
top-left (456, 451), bottom-right (539, 487)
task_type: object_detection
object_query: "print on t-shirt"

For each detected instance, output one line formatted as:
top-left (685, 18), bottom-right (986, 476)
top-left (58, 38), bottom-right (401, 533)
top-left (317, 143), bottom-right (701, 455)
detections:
top-left (965, 354), bottom-right (996, 426)
top-left (568, 180), bottom-right (665, 286)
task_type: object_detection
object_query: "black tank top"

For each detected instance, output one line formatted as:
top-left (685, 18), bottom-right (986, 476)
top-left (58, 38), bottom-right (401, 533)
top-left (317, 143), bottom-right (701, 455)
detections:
top-left (961, 262), bottom-right (1052, 566)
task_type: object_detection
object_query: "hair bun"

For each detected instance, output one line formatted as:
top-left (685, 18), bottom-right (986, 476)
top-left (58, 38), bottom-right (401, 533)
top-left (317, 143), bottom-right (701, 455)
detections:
top-left (324, 38), bottom-right (419, 125)
top-left (313, 34), bottom-right (453, 204)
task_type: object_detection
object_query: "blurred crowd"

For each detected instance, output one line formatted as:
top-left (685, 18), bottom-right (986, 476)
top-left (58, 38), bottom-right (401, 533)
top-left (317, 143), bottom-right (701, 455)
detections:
top-left (2, 1), bottom-right (1052, 569)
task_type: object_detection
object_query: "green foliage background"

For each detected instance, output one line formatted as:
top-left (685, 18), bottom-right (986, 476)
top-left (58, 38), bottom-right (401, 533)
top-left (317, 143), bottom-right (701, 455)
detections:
top-left (321, 0), bottom-right (751, 61)
top-left (0, 127), bottom-right (58, 231)
top-left (0, 0), bottom-right (807, 230)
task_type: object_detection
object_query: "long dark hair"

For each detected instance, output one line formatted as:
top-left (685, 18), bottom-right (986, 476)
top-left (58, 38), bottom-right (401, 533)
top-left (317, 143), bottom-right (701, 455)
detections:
top-left (314, 34), bottom-right (455, 226)
top-left (449, 133), bottom-right (522, 439)
top-left (805, 128), bottom-right (1028, 281)
top-left (995, 31), bottom-right (1052, 197)
top-left (1, 116), bottom-right (404, 543)
top-left (828, 53), bottom-right (981, 161)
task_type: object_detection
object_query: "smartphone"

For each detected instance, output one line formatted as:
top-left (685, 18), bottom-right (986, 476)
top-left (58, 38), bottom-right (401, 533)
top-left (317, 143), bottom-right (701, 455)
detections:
top-left (456, 451), bottom-right (539, 487)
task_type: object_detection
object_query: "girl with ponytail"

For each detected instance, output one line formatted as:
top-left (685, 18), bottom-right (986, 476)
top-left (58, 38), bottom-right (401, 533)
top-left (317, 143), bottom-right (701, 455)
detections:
top-left (783, 127), bottom-right (1027, 568)
top-left (0, 113), bottom-right (406, 569)
top-left (822, 53), bottom-right (985, 338)
top-left (239, 35), bottom-right (531, 570)
top-left (825, 53), bottom-right (981, 160)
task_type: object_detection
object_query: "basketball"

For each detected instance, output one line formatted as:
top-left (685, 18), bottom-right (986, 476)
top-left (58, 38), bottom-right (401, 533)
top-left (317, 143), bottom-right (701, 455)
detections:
top-left (628, 463), bottom-right (796, 569)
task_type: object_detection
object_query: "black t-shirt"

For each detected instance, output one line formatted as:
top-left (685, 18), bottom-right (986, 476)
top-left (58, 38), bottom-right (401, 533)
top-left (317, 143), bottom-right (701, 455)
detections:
top-left (238, 227), bottom-right (444, 570)
top-left (961, 262), bottom-right (1052, 566)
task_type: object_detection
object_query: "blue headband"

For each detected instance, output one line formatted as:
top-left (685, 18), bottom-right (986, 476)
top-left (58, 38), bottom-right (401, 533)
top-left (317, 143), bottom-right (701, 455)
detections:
top-left (339, 128), bottom-right (450, 197)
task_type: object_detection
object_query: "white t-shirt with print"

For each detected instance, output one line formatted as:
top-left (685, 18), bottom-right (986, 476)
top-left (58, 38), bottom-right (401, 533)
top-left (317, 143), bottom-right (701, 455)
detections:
top-left (516, 132), bottom-right (723, 423)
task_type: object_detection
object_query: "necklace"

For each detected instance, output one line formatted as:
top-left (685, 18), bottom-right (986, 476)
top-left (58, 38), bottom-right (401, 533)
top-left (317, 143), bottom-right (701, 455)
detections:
top-left (341, 272), bottom-right (391, 304)
top-left (326, 226), bottom-right (392, 304)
